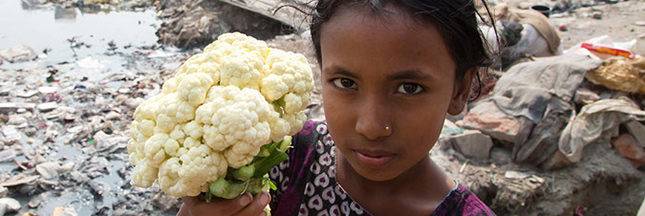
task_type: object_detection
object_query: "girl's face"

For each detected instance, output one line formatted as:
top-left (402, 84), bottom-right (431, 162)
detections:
top-left (320, 5), bottom-right (473, 181)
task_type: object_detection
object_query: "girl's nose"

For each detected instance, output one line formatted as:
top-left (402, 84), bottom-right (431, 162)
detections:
top-left (354, 98), bottom-right (392, 140)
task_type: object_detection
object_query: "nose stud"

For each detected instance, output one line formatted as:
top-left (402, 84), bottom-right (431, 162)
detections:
top-left (384, 126), bottom-right (390, 131)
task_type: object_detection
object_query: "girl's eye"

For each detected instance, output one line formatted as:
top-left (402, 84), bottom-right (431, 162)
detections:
top-left (332, 78), bottom-right (357, 89)
top-left (397, 83), bottom-right (423, 95)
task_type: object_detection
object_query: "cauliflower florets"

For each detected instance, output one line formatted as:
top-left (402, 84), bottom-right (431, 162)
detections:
top-left (128, 32), bottom-right (314, 198)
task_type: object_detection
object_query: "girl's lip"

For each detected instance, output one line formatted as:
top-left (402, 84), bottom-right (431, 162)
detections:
top-left (353, 150), bottom-right (395, 167)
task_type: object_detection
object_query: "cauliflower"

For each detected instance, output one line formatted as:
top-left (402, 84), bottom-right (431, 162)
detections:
top-left (128, 32), bottom-right (314, 198)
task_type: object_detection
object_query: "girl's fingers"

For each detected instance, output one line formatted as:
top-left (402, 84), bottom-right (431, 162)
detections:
top-left (179, 193), bottom-right (255, 216)
top-left (233, 192), bottom-right (271, 216)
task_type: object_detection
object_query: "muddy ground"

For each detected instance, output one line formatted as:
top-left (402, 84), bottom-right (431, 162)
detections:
top-left (0, 0), bottom-right (644, 215)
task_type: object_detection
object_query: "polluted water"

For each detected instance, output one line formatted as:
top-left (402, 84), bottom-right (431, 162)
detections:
top-left (0, 0), bottom-right (186, 215)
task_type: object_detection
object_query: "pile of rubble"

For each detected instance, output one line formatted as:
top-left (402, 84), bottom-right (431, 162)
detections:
top-left (155, 0), bottom-right (305, 49)
top-left (435, 6), bottom-right (645, 215)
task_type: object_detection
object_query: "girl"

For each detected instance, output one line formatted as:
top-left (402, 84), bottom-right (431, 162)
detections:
top-left (179, 0), bottom-right (495, 215)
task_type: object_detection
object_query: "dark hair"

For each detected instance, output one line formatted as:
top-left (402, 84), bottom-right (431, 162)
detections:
top-left (309, 0), bottom-right (493, 86)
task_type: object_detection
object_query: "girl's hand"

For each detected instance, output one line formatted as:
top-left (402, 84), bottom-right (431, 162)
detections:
top-left (177, 192), bottom-right (271, 216)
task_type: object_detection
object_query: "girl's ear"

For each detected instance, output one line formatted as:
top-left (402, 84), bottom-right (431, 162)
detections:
top-left (447, 67), bottom-right (478, 115)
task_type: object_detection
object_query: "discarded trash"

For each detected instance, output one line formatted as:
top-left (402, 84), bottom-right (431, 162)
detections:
top-left (0, 186), bottom-right (7, 198)
top-left (53, 206), bottom-right (79, 216)
top-left (557, 98), bottom-right (645, 165)
top-left (0, 197), bottom-right (21, 214)
top-left (0, 45), bottom-right (36, 62)
top-left (585, 57), bottom-right (645, 94)
top-left (36, 161), bottom-right (74, 179)
top-left (567, 35), bottom-right (638, 60)
top-left (0, 174), bottom-right (40, 187)
top-left (530, 5), bottom-right (551, 17)
top-left (16, 90), bottom-right (39, 98)
top-left (76, 57), bottom-right (106, 69)
top-left (0, 149), bottom-right (16, 163)
top-left (38, 86), bottom-right (58, 95)
top-left (37, 102), bottom-right (58, 112)
top-left (2, 126), bottom-right (21, 143)
top-left (504, 170), bottom-right (533, 179)
top-left (581, 42), bottom-right (635, 59)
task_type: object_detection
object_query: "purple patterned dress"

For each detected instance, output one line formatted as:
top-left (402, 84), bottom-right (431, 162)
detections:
top-left (269, 121), bottom-right (496, 216)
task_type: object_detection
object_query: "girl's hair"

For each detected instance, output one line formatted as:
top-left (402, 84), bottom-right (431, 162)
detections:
top-left (309, 0), bottom-right (493, 86)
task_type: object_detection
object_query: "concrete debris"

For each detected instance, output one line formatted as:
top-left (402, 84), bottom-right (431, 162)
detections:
top-left (440, 130), bottom-right (494, 161)
top-left (459, 101), bottom-right (521, 144)
top-left (612, 134), bottom-right (645, 167)
top-left (623, 120), bottom-right (645, 148)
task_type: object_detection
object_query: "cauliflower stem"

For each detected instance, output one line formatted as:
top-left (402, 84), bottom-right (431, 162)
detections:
top-left (205, 137), bottom-right (291, 202)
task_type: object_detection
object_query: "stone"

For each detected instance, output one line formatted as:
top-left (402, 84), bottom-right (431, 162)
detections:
top-left (441, 130), bottom-right (494, 160)
top-left (37, 102), bottom-right (58, 112)
top-left (592, 11), bottom-right (602, 19)
top-left (623, 120), bottom-right (645, 148)
top-left (0, 45), bottom-right (36, 62)
top-left (459, 101), bottom-right (521, 144)
top-left (612, 134), bottom-right (645, 168)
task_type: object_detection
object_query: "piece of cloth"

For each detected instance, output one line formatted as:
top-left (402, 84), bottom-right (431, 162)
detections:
top-left (489, 54), bottom-right (603, 123)
top-left (495, 7), bottom-right (561, 55)
top-left (475, 54), bottom-right (603, 166)
top-left (269, 121), bottom-right (496, 216)
top-left (558, 98), bottom-right (645, 163)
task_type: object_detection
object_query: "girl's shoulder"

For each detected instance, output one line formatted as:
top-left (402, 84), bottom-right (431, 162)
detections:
top-left (433, 184), bottom-right (496, 216)
top-left (269, 120), bottom-right (336, 215)
top-left (289, 120), bottom-right (332, 156)
top-left (293, 120), bottom-right (328, 142)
